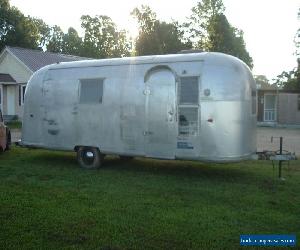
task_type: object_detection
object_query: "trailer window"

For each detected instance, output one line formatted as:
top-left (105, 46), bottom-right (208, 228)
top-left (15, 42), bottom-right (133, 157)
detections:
top-left (19, 84), bottom-right (26, 106)
top-left (252, 90), bottom-right (257, 114)
top-left (79, 78), bottom-right (104, 104)
top-left (179, 77), bottom-right (199, 104)
top-left (178, 77), bottom-right (199, 136)
top-left (179, 107), bottom-right (198, 136)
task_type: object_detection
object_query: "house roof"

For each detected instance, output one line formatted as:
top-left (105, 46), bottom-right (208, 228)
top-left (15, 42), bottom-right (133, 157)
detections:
top-left (5, 46), bottom-right (90, 72)
top-left (0, 73), bottom-right (16, 82)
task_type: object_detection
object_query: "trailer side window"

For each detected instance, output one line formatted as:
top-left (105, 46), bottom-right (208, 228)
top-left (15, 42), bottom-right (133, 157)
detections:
top-left (179, 107), bottom-right (198, 136)
top-left (178, 77), bottom-right (199, 136)
top-left (252, 90), bottom-right (257, 114)
top-left (79, 78), bottom-right (104, 104)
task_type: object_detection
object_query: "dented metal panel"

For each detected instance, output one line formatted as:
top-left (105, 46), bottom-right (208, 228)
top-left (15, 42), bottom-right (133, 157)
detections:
top-left (21, 52), bottom-right (257, 162)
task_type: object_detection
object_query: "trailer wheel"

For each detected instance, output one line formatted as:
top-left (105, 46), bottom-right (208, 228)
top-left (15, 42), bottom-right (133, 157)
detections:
top-left (119, 155), bottom-right (134, 161)
top-left (77, 147), bottom-right (103, 169)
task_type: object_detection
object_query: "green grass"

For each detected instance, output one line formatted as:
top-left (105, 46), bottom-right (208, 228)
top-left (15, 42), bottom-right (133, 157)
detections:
top-left (5, 121), bottom-right (22, 129)
top-left (0, 147), bottom-right (299, 249)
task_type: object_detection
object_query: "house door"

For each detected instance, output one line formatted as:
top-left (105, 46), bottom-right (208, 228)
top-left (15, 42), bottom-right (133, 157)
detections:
top-left (7, 85), bottom-right (15, 115)
top-left (264, 94), bottom-right (276, 122)
top-left (145, 69), bottom-right (176, 159)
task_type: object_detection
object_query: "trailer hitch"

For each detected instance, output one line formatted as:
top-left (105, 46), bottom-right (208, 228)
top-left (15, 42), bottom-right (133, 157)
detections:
top-left (256, 136), bottom-right (297, 180)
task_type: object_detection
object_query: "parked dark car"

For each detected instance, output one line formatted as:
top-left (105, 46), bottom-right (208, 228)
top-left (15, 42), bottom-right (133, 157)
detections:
top-left (0, 109), bottom-right (11, 151)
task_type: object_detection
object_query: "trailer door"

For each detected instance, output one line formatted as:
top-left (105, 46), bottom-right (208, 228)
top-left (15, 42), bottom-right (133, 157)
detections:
top-left (42, 71), bottom-right (61, 147)
top-left (145, 68), bottom-right (176, 159)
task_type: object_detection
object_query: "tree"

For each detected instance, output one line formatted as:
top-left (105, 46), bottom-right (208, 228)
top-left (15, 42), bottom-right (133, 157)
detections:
top-left (294, 8), bottom-right (300, 87)
top-left (186, 0), bottom-right (253, 68)
top-left (0, 0), bottom-right (43, 50)
top-left (1, 0), bottom-right (130, 58)
top-left (0, 0), bottom-right (13, 42)
top-left (231, 29), bottom-right (253, 68)
top-left (80, 15), bottom-right (131, 58)
top-left (61, 27), bottom-right (83, 56)
top-left (28, 17), bottom-right (50, 48)
top-left (46, 25), bottom-right (64, 53)
top-left (294, 8), bottom-right (300, 58)
top-left (274, 8), bottom-right (300, 90)
top-left (274, 70), bottom-right (299, 90)
top-left (187, 0), bottom-right (224, 48)
top-left (206, 14), bottom-right (253, 67)
top-left (131, 5), bottom-right (156, 35)
top-left (254, 75), bottom-right (276, 89)
top-left (131, 5), bottom-right (192, 56)
top-left (109, 29), bottom-right (132, 58)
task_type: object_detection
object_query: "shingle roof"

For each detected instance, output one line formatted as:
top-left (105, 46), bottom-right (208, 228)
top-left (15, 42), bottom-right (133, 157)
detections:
top-left (0, 73), bottom-right (16, 82)
top-left (5, 46), bottom-right (90, 72)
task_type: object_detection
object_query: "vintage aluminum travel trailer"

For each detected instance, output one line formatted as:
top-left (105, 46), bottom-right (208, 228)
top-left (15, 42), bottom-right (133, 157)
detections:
top-left (20, 52), bottom-right (257, 169)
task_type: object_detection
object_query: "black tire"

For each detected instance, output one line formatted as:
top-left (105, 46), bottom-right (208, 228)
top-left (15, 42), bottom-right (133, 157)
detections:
top-left (119, 155), bottom-right (134, 161)
top-left (5, 131), bottom-right (11, 151)
top-left (77, 147), bottom-right (103, 169)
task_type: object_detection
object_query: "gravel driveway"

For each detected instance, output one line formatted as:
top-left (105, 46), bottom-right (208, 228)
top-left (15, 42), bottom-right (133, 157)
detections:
top-left (257, 127), bottom-right (300, 156)
top-left (10, 127), bottom-right (300, 156)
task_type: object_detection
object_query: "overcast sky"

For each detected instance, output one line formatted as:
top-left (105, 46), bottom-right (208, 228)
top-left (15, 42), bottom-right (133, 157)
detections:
top-left (10, 0), bottom-right (300, 81)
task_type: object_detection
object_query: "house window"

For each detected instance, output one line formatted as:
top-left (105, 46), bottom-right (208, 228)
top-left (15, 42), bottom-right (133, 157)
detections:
top-left (21, 84), bottom-right (26, 105)
top-left (19, 84), bottom-right (26, 106)
top-left (79, 78), bottom-right (104, 104)
top-left (178, 76), bottom-right (199, 136)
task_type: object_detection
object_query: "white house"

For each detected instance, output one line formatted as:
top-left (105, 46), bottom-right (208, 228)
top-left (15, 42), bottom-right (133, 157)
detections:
top-left (0, 46), bottom-right (88, 121)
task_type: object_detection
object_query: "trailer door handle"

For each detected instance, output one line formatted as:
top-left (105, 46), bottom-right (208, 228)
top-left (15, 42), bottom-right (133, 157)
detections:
top-left (168, 107), bottom-right (174, 122)
top-left (143, 131), bottom-right (153, 136)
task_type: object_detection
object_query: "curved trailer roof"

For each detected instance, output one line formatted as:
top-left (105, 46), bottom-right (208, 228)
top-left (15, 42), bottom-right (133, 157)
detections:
top-left (46, 52), bottom-right (249, 71)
